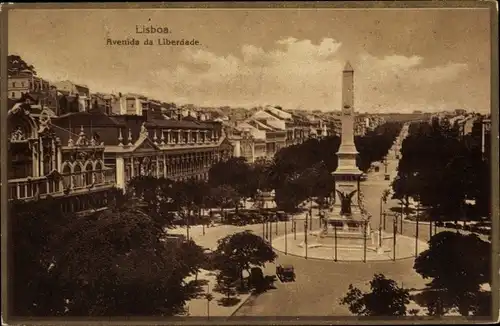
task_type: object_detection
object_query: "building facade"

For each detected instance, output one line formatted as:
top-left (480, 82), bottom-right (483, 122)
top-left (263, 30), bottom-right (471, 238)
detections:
top-left (7, 103), bottom-right (116, 212)
top-left (53, 80), bottom-right (91, 112)
top-left (8, 71), bottom-right (51, 101)
top-left (7, 103), bottom-right (233, 211)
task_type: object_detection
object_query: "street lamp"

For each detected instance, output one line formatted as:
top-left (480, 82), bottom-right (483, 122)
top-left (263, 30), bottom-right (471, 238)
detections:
top-left (415, 203), bottom-right (420, 257)
top-left (275, 213), bottom-right (279, 235)
top-left (363, 221), bottom-right (367, 263)
top-left (284, 217), bottom-right (288, 255)
top-left (304, 220), bottom-right (308, 259)
top-left (333, 224), bottom-right (338, 262)
top-left (269, 218), bottom-right (273, 245)
top-left (293, 220), bottom-right (297, 240)
top-left (400, 201), bottom-right (404, 233)
top-left (379, 196), bottom-right (384, 229)
top-left (262, 216), bottom-right (266, 239)
top-left (205, 286), bottom-right (213, 320)
top-left (186, 212), bottom-right (190, 241)
top-left (393, 217), bottom-right (397, 261)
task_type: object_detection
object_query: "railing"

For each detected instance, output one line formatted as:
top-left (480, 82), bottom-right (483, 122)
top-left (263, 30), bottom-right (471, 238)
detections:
top-left (8, 169), bottom-right (116, 201)
top-left (8, 176), bottom-right (57, 200)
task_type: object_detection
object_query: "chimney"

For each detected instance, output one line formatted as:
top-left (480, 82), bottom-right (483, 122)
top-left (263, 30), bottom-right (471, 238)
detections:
top-left (177, 108), bottom-right (182, 121)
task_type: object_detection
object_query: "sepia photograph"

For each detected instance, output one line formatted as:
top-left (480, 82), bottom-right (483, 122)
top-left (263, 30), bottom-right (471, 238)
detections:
top-left (1, 2), bottom-right (498, 324)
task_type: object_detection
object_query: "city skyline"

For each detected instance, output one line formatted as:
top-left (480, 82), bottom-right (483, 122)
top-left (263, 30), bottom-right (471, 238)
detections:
top-left (9, 8), bottom-right (491, 113)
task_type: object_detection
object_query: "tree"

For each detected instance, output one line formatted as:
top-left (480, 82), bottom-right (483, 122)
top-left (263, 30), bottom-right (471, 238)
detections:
top-left (268, 121), bottom-right (401, 212)
top-left (391, 172), bottom-right (420, 217)
top-left (11, 197), bottom-right (72, 316)
top-left (213, 231), bottom-right (277, 289)
top-left (208, 157), bottom-right (256, 199)
top-left (178, 239), bottom-right (206, 281)
top-left (340, 274), bottom-right (411, 316)
top-left (413, 231), bottom-right (491, 316)
top-left (170, 178), bottom-right (207, 225)
top-left (355, 122), bottom-right (403, 172)
top-left (209, 184), bottom-right (241, 216)
top-left (214, 267), bottom-right (239, 299)
top-left (49, 206), bottom-right (195, 316)
top-left (11, 195), bottom-right (200, 316)
top-left (393, 118), bottom-right (487, 223)
top-left (127, 176), bottom-right (177, 231)
top-left (8, 54), bottom-right (37, 75)
top-left (252, 159), bottom-right (274, 193)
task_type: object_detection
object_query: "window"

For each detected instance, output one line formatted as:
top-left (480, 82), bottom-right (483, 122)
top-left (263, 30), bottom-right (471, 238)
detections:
top-left (85, 164), bottom-right (93, 185)
top-left (21, 82), bottom-right (25, 87)
top-left (94, 162), bottom-right (103, 184)
top-left (62, 164), bottom-right (72, 189)
top-left (12, 82), bottom-right (16, 87)
top-left (11, 92), bottom-right (15, 98)
top-left (73, 164), bottom-right (83, 188)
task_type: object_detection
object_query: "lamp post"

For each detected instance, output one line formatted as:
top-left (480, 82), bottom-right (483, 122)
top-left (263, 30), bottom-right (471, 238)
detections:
top-left (379, 196), bottom-right (383, 228)
top-left (400, 201), bottom-right (404, 234)
top-left (304, 220), bottom-right (308, 259)
top-left (275, 213), bottom-right (278, 235)
top-left (415, 203), bottom-right (419, 257)
top-left (429, 218), bottom-right (433, 240)
top-left (393, 217), bottom-right (397, 261)
top-left (379, 225), bottom-right (382, 248)
top-left (269, 219), bottom-right (273, 245)
top-left (186, 212), bottom-right (190, 241)
top-left (293, 221), bottom-right (297, 240)
top-left (205, 293), bottom-right (214, 319)
top-left (262, 217), bottom-right (265, 239)
top-left (334, 224), bottom-right (338, 262)
top-left (363, 221), bottom-right (367, 263)
top-left (284, 217), bottom-right (288, 255)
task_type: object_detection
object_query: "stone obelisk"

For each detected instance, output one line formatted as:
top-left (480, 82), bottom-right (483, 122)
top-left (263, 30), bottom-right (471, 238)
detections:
top-left (331, 62), bottom-right (363, 219)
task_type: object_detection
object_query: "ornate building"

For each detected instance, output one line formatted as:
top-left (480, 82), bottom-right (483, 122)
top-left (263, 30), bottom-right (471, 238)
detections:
top-left (7, 103), bottom-right (233, 212)
top-left (7, 103), bottom-right (116, 212)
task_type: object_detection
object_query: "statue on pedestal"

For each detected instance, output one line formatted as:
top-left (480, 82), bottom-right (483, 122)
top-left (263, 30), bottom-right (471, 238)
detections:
top-left (336, 190), bottom-right (357, 216)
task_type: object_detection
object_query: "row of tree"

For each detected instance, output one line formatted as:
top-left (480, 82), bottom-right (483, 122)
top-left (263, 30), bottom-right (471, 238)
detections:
top-left (208, 121), bottom-right (403, 212)
top-left (341, 231), bottom-right (491, 317)
top-left (11, 189), bottom-right (208, 316)
top-left (11, 177), bottom-right (278, 316)
top-left (392, 117), bottom-right (491, 221)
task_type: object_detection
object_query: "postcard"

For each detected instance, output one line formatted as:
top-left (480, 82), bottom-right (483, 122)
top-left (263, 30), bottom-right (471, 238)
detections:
top-left (1, 2), bottom-right (498, 324)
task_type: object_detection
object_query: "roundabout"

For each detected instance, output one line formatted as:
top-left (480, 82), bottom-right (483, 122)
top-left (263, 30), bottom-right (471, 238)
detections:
top-left (270, 231), bottom-right (428, 262)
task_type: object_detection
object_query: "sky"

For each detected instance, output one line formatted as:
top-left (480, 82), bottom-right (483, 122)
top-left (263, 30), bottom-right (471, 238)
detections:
top-left (8, 7), bottom-right (491, 113)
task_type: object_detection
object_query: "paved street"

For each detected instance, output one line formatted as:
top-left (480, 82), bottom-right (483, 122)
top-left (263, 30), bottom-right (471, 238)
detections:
top-left (171, 221), bottom-right (428, 318)
top-left (232, 255), bottom-right (426, 317)
top-left (173, 124), bottom-right (479, 317)
top-left (231, 125), bottom-right (431, 317)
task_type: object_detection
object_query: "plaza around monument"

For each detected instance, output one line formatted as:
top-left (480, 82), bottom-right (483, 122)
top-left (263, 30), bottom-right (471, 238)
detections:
top-left (170, 63), bottom-right (435, 317)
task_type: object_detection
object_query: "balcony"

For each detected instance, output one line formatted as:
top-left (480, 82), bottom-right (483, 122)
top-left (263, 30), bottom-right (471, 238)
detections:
top-left (8, 168), bottom-right (116, 201)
